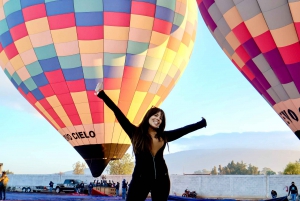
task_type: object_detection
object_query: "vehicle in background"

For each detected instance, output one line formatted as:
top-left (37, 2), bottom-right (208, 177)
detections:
top-left (55, 179), bottom-right (88, 194)
top-left (6, 186), bottom-right (49, 193)
top-left (32, 186), bottom-right (49, 193)
top-left (182, 188), bottom-right (197, 198)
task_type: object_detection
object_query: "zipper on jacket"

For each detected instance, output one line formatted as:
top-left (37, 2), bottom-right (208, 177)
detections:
top-left (151, 154), bottom-right (157, 179)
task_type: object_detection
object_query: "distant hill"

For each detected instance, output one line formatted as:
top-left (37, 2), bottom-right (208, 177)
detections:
top-left (164, 148), bottom-right (300, 174)
top-left (166, 131), bottom-right (300, 153)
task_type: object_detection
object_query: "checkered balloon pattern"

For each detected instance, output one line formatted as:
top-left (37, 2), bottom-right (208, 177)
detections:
top-left (198, 0), bottom-right (300, 137)
top-left (0, 0), bottom-right (197, 176)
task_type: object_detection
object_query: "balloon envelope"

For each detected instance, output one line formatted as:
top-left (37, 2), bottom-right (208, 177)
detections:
top-left (0, 0), bottom-right (198, 177)
top-left (198, 0), bottom-right (300, 137)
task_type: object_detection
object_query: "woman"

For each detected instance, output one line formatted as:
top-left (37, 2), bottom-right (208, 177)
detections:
top-left (95, 83), bottom-right (207, 201)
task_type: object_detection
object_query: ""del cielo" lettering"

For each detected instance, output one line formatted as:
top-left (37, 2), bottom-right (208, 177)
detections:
top-left (63, 131), bottom-right (96, 141)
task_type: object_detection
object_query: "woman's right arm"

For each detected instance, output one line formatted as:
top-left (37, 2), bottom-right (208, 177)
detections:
top-left (97, 90), bottom-right (136, 138)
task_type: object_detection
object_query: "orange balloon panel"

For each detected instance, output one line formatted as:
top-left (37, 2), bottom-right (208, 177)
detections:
top-left (0, 0), bottom-right (198, 177)
top-left (198, 0), bottom-right (300, 138)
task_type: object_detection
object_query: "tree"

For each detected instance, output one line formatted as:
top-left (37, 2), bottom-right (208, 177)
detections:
top-left (212, 161), bottom-right (260, 175)
top-left (284, 161), bottom-right (300, 175)
top-left (248, 164), bottom-right (260, 175)
top-left (108, 153), bottom-right (134, 175)
top-left (194, 169), bottom-right (211, 174)
top-left (260, 167), bottom-right (276, 175)
top-left (218, 165), bottom-right (223, 175)
top-left (266, 170), bottom-right (276, 175)
top-left (211, 166), bottom-right (218, 175)
top-left (73, 161), bottom-right (86, 175)
top-left (4, 170), bottom-right (13, 174)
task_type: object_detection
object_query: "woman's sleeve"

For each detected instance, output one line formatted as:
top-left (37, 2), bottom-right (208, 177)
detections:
top-left (97, 90), bottom-right (136, 138)
top-left (164, 118), bottom-right (206, 142)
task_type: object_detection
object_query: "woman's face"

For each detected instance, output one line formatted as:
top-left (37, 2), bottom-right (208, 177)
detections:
top-left (148, 111), bottom-right (163, 129)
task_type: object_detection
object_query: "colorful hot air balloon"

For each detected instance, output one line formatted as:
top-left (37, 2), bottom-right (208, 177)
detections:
top-left (0, 0), bottom-right (198, 177)
top-left (197, 0), bottom-right (300, 137)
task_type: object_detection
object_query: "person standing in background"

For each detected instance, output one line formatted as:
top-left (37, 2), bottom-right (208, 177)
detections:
top-left (88, 182), bottom-right (93, 195)
top-left (49, 181), bottom-right (54, 193)
top-left (122, 179), bottom-right (127, 199)
top-left (115, 182), bottom-right (120, 197)
top-left (271, 190), bottom-right (277, 199)
top-left (79, 181), bottom-right (85, 194)
top-left (288, 182), bottom-right (298, 201)
top-left (0, 171), bottom-right (9, 200)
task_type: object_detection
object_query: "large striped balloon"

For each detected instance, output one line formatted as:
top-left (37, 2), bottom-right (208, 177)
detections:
top-left (0, 0), bottom-right (198, 177)
top-left (198, 0), bottom-right (300, 138)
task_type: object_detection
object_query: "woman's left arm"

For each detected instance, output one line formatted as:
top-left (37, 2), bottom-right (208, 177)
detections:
top-left (165, 118), bottom-right (207, 142)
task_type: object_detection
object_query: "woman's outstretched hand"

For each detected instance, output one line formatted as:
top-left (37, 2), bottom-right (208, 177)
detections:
top-left (94, 82), bottom-right (103, 95)
top-left (201, 117), bottom-right (207, 128)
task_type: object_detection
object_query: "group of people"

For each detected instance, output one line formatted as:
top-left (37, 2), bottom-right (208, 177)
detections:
top-left (92, 179), bottom-right (116, 187)
top-left (75, 181), bottom-right (86, 194)
top-left (85, 178), bottom-right (129, 198)
top-left (271, 182), bottom-right (298, 201)
top-left (91, 178), bottom-right (129, 198)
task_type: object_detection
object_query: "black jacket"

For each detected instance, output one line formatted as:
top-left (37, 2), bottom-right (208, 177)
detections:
top-left (289, 184), bottom-right (298, 195)
top-left (49, 181), bottom-right (53, 187)
top-left (271, 191), bottom-right (277, 196)
top-left (98, 91), bottom-right (206, 180)
top-left (122, 181), bottom-right (127, 189)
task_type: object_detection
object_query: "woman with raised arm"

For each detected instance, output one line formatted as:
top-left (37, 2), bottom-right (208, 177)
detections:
top-left (95, 83), bottom-right (207, 201)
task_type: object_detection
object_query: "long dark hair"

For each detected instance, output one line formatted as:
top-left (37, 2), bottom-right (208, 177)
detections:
top-left (132, 107), bottom-right (166, 154)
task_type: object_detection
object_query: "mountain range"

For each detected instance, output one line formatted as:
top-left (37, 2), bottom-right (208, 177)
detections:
top-left (164, 148), bottom-right (300, 174)
top-left (166, 131), bottom-right (300, 152)
top-left (164, 131), bottom-right (300, 174)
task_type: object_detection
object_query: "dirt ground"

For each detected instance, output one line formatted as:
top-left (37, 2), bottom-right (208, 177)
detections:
top-left (2, 192), bottom-right (245, 200)
top-left (2, 192), bottom-right (154, 201)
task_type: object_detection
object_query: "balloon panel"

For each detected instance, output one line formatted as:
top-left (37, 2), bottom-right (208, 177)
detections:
top-left (0, 0), bottom-right (198, 176)
top-left (197, 0), bottom-right (300, 136)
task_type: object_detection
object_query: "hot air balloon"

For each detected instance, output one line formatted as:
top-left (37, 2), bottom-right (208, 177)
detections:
top-left (0, 0), bottom-right (198, 177)
top-left (197, 0), bottom-right (300, 137)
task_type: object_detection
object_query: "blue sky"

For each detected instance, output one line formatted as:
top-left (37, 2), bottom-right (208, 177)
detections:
top-left (0, 12), bottom-right (292, 174)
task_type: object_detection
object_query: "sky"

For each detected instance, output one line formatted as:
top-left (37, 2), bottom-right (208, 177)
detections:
top-left (0, 10), bottom-right (294, 174)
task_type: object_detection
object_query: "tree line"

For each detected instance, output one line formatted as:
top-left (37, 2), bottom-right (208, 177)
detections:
top-left (71, 158), bottom-right (300, 175)
top-left (194, 160), bottom-right (300, 175)
top-left (56, 158), bottom-right (300, 175)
